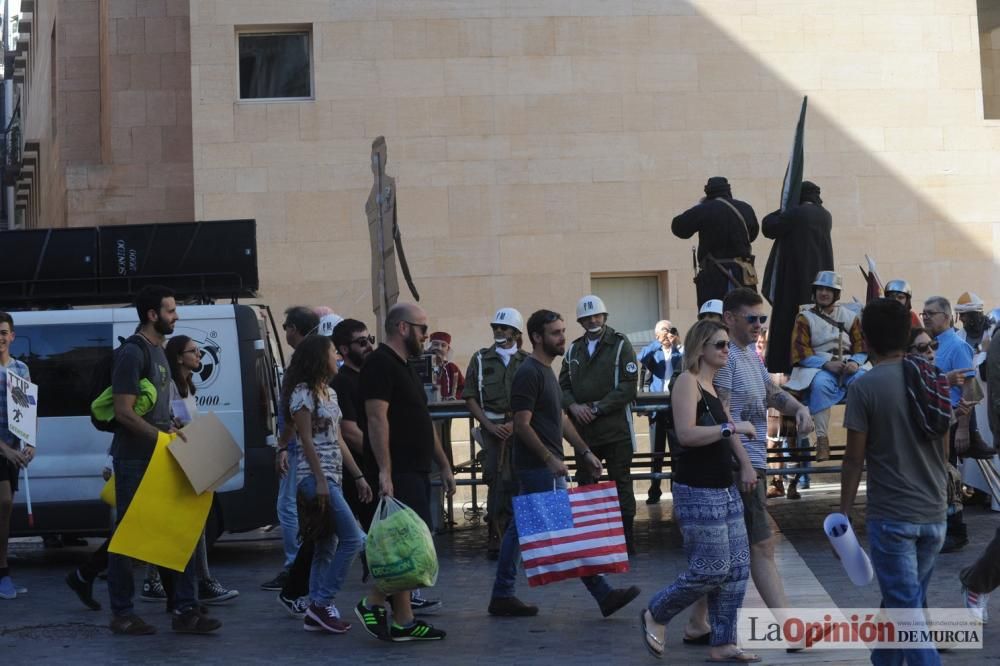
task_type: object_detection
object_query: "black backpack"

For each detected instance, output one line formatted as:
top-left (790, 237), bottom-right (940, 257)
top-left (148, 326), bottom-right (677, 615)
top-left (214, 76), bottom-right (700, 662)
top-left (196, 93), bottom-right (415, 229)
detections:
top-left (89, 335), bottom-right (153, 433)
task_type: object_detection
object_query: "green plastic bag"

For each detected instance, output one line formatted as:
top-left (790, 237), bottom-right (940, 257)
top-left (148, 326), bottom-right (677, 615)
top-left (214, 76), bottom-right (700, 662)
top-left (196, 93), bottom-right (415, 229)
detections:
top-left (366, 496), bottom-right (439, 595)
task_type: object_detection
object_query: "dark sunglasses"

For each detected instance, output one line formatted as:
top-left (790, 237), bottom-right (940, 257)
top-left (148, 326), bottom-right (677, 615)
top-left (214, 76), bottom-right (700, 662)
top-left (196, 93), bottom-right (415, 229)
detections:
top-left (492, 324), bottom-right (514, 332)
top-left (705, 339), bottom-right (730, 350)
top-left (742, 315), bottom-right (767, 325)
top-left (542, 311), bottom-right (562, 324)
top-left (281, 322), bottom-right (293, 331)
top-left (910, 341), bottom-right (939, 354)
top-left (669, 327), bottom-right (679, 335)
top-left (350, 335), bottom-right (376, 346)
top-left (404, 321), bottom-right (429, 335)
top-left (181, 348), bottom-right (202, 356)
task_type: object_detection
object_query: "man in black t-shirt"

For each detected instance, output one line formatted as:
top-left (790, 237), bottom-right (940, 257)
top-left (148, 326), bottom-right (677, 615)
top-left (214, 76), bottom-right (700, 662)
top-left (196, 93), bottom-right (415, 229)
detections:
top-left (354, 303), bottom-right (455, 643)
top-left (331, 318), bottom-right (375, 526)
top-left (487, 310), bottom-right (640, 619)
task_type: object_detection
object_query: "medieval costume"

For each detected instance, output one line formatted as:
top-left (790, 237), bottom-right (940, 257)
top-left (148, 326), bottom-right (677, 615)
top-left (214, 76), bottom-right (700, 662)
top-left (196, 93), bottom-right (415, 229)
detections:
top-left (672, 176), bottom-right (759, 306)
top-left (761, 181), bottom-right (834, 374)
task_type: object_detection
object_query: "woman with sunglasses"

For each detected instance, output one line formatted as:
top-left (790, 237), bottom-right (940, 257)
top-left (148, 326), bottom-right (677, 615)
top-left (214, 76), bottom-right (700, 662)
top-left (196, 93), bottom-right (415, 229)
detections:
top-left (160, 335), bottom-right (239, 605)
top-left (640, 320), bottom-right (759, 663)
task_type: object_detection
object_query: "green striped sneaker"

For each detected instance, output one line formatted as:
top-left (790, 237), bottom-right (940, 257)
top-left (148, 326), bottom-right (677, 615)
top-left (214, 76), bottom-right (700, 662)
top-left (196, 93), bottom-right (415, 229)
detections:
top-left (390, 619), bottom-right (446, 642)
top-left (354, 599), bottom-right (389, 641)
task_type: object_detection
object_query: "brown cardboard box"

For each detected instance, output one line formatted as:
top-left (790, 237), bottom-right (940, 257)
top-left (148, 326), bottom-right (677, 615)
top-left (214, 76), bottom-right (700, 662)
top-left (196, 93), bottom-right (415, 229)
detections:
top-left (167, 412), bottom-right (243, 494)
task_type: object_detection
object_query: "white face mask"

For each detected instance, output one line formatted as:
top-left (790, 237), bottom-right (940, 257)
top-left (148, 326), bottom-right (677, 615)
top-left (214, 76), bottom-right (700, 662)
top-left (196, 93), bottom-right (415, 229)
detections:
top-left (495, 337), bottom-right (509, 345)
top-left (587, 326), bottom-right (603, 335)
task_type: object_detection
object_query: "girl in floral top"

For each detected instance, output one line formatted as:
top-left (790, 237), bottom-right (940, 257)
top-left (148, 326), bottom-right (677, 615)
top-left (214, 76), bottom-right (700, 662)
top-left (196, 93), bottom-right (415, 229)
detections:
top-left (281, 335), bottom-right (372, 634)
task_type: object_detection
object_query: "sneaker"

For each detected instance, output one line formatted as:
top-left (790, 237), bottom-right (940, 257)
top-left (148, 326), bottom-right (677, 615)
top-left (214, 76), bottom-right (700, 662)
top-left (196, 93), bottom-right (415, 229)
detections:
top-left (354, 599), bottom-right (390, 640)
top-left (941, 535), bottom-right (969, 553)
top-left (963, 587), bottom-right (990, 623)
top-left (172, 607), bottom-right (222, 634)
top-left (198, 578), bottom-right (239, 605)
top-left (598, 585), bottom-right (642, 618)
top-left (390, 619), bottom-right (446, 642)
top-left (305, 602), bottom-right (351, 633)
top-left (260, 570), bottom-right (288, 591)
top-left (0, 575), bottom-right (17, 600)
top-left (66, 570), bottom-right (101, 610)
top-left (488, 596), bottom-right (539, 617)
top-left (110, 613), bottom-right (157, 635)
top-left (410, 591), bottom-right (442, 615)
top-left (278, 593), bottom-right (309, 617)
top-left (140, 577), bottom-right (167, 602)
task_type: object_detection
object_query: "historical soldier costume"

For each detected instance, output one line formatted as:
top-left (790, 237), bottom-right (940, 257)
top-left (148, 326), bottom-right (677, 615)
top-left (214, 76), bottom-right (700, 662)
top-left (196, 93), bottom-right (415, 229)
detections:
top-left (672, 177), bottom-right (759, 306)
top-left (761, 181), bottom-right (834, 374)
top-left (560, 295), bottom-right (639, 553)
top-left (462, 308), bottom-right (529, 559)
top-left (785, 271), bottom-right (867, 461)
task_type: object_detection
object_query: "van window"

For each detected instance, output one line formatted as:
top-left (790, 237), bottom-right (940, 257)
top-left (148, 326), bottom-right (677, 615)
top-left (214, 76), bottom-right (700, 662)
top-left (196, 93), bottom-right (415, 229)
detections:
top-left (10, 324), bottom-right (113, 417)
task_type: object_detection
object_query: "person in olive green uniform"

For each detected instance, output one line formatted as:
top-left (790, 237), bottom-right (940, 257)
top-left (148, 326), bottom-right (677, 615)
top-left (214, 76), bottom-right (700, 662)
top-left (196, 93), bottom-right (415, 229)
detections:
top-left (463, 308), bottom-right (529, 560)
top-left (560, 295), bottom-right (639, 554)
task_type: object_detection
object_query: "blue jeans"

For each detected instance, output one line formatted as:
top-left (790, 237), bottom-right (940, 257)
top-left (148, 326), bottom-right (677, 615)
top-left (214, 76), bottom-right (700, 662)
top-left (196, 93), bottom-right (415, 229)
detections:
top-left (107, 458), bottom-right (197, 616)
top-left (298, 474), bottom-right (365, 607)
top-left (867, 518), bottom-right (946, 666)
top-left (277, 446), bottom-right (300, 569)
top-left (491, 467), bottom-right (612, 603)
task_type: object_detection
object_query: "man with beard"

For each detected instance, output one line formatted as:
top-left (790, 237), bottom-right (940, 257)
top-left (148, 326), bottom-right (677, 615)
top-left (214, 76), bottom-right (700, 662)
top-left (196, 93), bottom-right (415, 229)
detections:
top-left (672, 177), bottom-right (760, 306)
top-left (355, 302), bottom-right (456, 642)
top-left (761, 181), bottom-right (834, 374)
top-left (427, 332), bottom-right (464, 400)
top-left (462, 308), bottom-right (529, 559)
top-left (785, 271), bottom-right (867, 462)
top-left (106, 285), bottom-right (220, 635)
top-left (956, 292), bottom-right (989, 352)
top-left (488, 309), bottom-right (640, 618)
top-left (560, 295), bottom-right (639, 554)
top-left (331, 319), bottom-right (375, 521)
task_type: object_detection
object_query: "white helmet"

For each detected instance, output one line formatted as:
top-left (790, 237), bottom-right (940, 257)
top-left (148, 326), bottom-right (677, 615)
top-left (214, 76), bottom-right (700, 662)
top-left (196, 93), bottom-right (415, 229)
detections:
top-left (955, 292), bottom-right (984, 314)
top-left (318, 313), bottom-right (344, 337)
top-left (698, 299), bottom-right (724, 318)
top-left (491, 307), bottom-right (524, 332)
top-left (576, 294), bottom-right (608, 320)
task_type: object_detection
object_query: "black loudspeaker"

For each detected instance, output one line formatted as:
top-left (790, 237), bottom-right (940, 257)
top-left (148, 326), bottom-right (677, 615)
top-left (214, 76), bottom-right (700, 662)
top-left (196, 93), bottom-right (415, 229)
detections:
top-left (0, 228), bottom-right (99, 301)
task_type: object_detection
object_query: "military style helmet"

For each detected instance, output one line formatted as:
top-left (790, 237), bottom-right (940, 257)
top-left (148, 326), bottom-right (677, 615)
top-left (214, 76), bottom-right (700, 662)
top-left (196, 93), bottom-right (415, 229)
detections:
top-left (698, 299), bottom-right (724, 318)
top-left (491, 307), bottom-right (524, 333)
top-left (955, 292), bottom-right (985, 314)
top-left (576, 294), bottom-right (608, 319)
top-left (884, 280), bottom-right (911, 297)
top-left (812, 271), bottom-right (843, 291)
top-left (318, 313), bottom-right (344, 337)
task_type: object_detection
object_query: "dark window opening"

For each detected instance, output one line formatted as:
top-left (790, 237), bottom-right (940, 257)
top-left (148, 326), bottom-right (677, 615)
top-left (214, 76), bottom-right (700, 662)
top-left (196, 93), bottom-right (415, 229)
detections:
top-left (238, 31), bottom-right (312, 100)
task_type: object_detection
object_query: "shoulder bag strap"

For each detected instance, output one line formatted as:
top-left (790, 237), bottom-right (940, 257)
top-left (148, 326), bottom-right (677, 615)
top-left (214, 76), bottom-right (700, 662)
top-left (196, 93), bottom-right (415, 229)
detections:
top-left (717, 197), bottom-right (750, 245)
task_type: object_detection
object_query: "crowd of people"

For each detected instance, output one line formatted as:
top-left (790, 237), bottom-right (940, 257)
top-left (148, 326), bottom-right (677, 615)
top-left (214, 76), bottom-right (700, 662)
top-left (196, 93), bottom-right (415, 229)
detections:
top-left (0, 172), bottom-right (999, 661)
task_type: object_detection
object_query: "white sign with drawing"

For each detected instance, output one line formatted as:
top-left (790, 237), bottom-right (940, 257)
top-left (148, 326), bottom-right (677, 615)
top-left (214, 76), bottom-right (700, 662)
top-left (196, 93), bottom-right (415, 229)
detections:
top-left (6, 371), bottom-right (38, 447)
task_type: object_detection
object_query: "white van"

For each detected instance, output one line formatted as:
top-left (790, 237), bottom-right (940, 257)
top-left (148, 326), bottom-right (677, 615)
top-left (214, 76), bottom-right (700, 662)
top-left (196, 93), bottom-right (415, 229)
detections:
top-left (7, 303), bottom-right (284, 540)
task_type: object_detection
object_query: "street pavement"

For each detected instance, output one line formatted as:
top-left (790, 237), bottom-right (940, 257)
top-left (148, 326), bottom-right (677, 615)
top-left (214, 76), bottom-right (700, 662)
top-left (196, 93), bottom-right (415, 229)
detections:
top-left (3, 480), bottom-right (999, 665)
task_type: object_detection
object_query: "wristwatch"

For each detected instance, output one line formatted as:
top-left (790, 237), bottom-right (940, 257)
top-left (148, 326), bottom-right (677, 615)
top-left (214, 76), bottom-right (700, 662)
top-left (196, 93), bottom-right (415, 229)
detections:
top-left (720, 422), bottom-right (734, 438)
top-left (589, 402), bottom-right (600, 415)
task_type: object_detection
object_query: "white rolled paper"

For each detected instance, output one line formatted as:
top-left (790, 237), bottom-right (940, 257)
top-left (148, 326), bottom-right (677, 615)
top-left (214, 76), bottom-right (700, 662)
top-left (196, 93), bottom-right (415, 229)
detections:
top-left (824, 513), bottom-right (873, 586)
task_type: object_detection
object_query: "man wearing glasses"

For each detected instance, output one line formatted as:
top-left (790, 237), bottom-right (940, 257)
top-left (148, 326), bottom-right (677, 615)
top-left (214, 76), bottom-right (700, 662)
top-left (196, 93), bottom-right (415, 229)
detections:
top-left (462, 308), bottom-right (529, 560)
top-left (639, 320), bottom-right (684, 505)
top-left (922, 296), bottom-right (976, 553)
top-left (785, 271), bottom-right (867, 462)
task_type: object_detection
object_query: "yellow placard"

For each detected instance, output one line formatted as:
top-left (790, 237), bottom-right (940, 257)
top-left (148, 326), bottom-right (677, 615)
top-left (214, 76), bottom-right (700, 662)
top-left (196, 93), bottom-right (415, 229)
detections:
top-left (108, 433), bottom-right (213, 572)
top-left (100, 476), bottom-right (115, 507)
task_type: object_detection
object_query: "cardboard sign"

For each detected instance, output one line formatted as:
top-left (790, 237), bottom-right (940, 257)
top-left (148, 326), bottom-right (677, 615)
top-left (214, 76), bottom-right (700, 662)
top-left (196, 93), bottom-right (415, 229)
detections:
top-left (167, 411), bottom-right (242, 494)
top-left (5, 371), bottom-right (38, 447)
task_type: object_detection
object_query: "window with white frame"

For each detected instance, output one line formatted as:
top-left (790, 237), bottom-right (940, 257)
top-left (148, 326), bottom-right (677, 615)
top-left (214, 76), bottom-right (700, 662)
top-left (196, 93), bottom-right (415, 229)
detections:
top-left (238, 29), bottom-right (312, 100)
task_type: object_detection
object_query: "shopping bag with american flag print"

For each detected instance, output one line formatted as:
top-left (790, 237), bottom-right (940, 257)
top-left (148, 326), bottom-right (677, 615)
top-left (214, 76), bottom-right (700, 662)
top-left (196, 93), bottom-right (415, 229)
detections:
top-left (513, 480), bottom-right (629, 587)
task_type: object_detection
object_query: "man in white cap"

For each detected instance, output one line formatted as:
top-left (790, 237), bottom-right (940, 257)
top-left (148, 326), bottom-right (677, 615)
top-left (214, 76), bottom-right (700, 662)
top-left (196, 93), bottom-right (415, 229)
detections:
top-left (786, 271), bottom-right (867, 462)
top-left (560, 295), bottom-right (639, 553)
top-left (462, 308), bottom-right (530, 559)
top-left (698, 299), bottom-right (724, 323)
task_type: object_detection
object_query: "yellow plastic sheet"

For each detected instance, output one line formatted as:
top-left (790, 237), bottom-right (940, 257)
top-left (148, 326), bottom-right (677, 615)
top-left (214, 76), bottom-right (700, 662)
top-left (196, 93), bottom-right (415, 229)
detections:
top-left (108, 433), bottom-right (213, 572)
top-left (100, 477), bottom-right (115, 506)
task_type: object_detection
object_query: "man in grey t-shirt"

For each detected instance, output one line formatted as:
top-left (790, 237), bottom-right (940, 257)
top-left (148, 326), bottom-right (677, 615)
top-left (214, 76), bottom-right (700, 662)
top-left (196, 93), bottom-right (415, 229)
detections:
top-left (841, 299), bottom-right (947, 666)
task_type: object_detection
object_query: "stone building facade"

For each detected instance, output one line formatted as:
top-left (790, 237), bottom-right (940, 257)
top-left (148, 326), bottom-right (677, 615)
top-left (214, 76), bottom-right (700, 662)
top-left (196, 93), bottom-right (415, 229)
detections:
top-left (10, 0), bottom-right (1000, 362)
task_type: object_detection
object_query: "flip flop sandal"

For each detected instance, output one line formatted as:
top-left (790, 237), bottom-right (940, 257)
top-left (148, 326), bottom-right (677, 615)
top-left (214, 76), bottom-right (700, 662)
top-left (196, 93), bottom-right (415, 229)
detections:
top-left (705, 650), bottom-right (761, 663)
top-left (683, 631), bottom-right (712, 645)
top-left (639, 609), bottom-right (665, 659)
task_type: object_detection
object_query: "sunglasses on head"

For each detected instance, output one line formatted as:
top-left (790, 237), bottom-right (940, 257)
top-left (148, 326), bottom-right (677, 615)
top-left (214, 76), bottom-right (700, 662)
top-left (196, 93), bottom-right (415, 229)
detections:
top-left (705, 339), bottom-right (730, 350)
top-left (910, 341), bottom-right (939, 354)
top-left (350, 334), bottom-right (376, 346)
top-left (669, 327), bottom-right (679, 335)
top-left (742, 315), bottom-right (767, 325)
